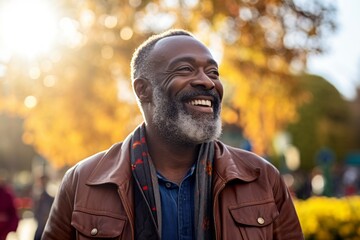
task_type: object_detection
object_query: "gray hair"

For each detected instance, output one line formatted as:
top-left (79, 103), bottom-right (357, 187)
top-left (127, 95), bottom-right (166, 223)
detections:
top-left (130, 29), bottom-right (193, 83)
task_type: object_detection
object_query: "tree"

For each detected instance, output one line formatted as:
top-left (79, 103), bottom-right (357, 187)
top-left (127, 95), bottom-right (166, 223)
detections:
top-left (287, 74), bottom-right (355, 170)
top-left (0, 0), bottom-right (336, 168)
top-left (0, 114), bottom-right (36, 172)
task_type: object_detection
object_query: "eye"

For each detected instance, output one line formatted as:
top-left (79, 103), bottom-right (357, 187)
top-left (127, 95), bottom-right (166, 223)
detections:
top-left (177, 66), bottom-right (193, 72)
top-left (207, 69), bottom-right (219, 79)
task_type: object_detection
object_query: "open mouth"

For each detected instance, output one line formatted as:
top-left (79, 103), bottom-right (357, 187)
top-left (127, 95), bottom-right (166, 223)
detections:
top-left (186, 98), bottom-right (214, 113)
top-left (189, 99), bottom-right (212, 107)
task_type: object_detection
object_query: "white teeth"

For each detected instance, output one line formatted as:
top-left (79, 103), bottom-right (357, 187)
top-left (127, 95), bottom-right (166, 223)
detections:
top-left (189, 99), bottom-right (212, 107)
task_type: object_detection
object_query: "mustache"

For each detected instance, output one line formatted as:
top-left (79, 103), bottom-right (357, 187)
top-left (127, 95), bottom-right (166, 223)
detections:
top-left (177, 89), bottom-right (222, 108)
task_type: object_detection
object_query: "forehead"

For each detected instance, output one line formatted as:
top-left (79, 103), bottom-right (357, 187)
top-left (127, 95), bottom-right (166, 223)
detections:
top-left (150, 35), bottom-right (216, 65)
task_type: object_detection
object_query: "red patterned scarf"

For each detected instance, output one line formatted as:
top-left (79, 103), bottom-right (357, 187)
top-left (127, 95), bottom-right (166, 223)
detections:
top-left (130, 124), bottom-right (214, 239)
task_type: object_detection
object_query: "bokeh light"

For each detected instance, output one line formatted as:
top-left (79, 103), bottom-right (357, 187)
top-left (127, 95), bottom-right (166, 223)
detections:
top-left (120, 27), bottom-right (133, 40)
top-left (24, 96), bottom-right (37, 109)
top-left (312, 174), bottom-right (325, 195)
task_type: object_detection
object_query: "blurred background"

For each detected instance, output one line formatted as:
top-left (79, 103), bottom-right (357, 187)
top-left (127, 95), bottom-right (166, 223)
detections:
top-left (0, 0), bottom-right (359, 239)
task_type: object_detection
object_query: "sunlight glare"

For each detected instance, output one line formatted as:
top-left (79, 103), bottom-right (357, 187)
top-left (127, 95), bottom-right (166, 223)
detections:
top-left (0, 0), bottom-right (58, 59)
top-left (0, 65), bottom-right (6, 78)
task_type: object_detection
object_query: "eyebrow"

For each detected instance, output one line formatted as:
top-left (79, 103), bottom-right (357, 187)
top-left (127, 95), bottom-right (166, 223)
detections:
top-left (167, 56), bottom-right (218, 69)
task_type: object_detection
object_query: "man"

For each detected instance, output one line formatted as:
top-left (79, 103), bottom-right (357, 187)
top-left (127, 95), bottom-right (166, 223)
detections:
top-left (0, 174), bottom-right (19, 240)
top-left (33, 175), bottom-right (54, 240)
top-left (43, 29), bottom-right (303, 239)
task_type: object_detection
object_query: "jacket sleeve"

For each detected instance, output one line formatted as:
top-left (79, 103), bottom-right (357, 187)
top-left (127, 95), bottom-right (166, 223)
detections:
top-left (272, 173), bottom-right (304, 240)
top-left (42, 170), bottom-right (77, 239)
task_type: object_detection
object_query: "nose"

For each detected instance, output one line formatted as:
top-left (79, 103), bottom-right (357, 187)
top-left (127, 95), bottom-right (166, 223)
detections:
top-left (190, 72), bottom-right (215, 90)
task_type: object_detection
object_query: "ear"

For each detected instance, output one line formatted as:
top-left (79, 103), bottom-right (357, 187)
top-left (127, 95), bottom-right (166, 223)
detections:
top-left (133, 78), bottom-right (152, 103)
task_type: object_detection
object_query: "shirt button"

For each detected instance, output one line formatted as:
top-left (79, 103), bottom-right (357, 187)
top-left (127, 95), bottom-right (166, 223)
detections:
top-left (165, 182), bottom-right (172, 188)
top-left (90, 228), bottom-right (98, 236)
top-left (257, 217), bottom-right (265, 225)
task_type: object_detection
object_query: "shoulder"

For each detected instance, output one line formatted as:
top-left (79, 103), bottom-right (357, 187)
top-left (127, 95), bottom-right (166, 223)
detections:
top-left (214, 140), bottom-right (282, 185)
top-left (214, 141), bottom-right (291, 202)
top-left (63, 142), bottom-right (124, 182)
top-left (0, 186), bottom-right (15, 201)
top-left (216, 141), bottom-right (278, 172)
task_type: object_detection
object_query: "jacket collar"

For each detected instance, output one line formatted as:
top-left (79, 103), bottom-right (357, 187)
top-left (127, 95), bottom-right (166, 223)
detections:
top-left (87, 133), bottom-right (133, 187)
top-left (86, 134), bottom-right (260, 187)
top-left (214, 141), bottom-right (260, 183)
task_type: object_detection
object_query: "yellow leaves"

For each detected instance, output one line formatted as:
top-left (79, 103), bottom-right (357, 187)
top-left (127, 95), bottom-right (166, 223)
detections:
top-left (220, 48), bottom-right (300, 155)
top-left (221, 108), bottom-right (239, 125)
top-left (0, 0), bottom-right (335, 168)
top-left (22, 94), bottom-right (141, 168)
top-left (13, 59), bottom-right (140, 168)
top-left (200, 0), bottom-right (214, 17)
top-left (294, 196), bottom-right (360, 239)
top-left (0, 94), bottom-right (27, 116)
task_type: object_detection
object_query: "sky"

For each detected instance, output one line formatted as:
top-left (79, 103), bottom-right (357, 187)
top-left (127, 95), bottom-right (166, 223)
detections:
top-left (307, 0), bottom-right (360, 101)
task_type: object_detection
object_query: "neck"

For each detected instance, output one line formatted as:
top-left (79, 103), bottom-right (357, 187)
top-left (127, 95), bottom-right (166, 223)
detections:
top-left (145, 125), bottom-right (200, 183)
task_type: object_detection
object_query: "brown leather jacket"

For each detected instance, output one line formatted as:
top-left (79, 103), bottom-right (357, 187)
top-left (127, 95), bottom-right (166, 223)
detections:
top-left (43, 135), bottom-right (303, 240)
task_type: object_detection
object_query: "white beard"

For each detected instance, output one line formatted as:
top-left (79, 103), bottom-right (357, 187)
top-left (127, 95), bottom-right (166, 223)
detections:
top-left (152, 86), bottom-right (222, 145)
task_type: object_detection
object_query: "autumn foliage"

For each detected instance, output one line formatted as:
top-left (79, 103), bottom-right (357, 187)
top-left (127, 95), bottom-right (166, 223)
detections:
top-left (0, 0), bottom-right (336, 168)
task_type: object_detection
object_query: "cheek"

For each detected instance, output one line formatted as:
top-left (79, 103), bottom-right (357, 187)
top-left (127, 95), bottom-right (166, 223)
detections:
top-left (215, 81), bottom-right (224, 100)
top-left (166, 76), bottom-right (191, 97)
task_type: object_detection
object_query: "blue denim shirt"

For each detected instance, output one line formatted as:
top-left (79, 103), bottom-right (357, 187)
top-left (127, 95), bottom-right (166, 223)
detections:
top-left (157, 166), bottom-right (195, 240)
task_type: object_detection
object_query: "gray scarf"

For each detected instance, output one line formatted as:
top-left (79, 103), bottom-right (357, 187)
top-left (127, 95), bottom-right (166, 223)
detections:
top-left (130, 124), bottom-right (214, 239)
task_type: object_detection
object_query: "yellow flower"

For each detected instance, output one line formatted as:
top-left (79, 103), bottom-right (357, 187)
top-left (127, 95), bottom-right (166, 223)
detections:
top-left (294, 196), bottom-right (360, 239)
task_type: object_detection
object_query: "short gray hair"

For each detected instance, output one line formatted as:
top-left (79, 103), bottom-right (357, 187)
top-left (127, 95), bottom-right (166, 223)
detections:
top-left (130, 29), bottom-right (193, 83)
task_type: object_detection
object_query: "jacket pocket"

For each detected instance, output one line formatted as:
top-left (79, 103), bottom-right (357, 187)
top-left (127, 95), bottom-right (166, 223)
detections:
top-left (229, 200), bottom-right (279, 240)
top-left (71, 210), bottom-right (126, 239)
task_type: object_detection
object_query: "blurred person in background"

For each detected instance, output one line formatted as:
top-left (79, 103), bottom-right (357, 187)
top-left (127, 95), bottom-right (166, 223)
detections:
top-left (0, 172), bottom-right (19, 240)
top-left (33, 175), bottom-right (54, 240)
top-left (43, 29), bottom-right (303, 239)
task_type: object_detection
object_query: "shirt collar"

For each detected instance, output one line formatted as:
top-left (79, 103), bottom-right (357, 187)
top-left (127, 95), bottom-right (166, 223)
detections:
top-left (157, 163), bottom-right (196, 182)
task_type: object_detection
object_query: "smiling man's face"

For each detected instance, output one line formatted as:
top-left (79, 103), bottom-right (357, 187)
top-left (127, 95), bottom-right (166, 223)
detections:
top-left (148, 35), bottom-right (223, 144)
